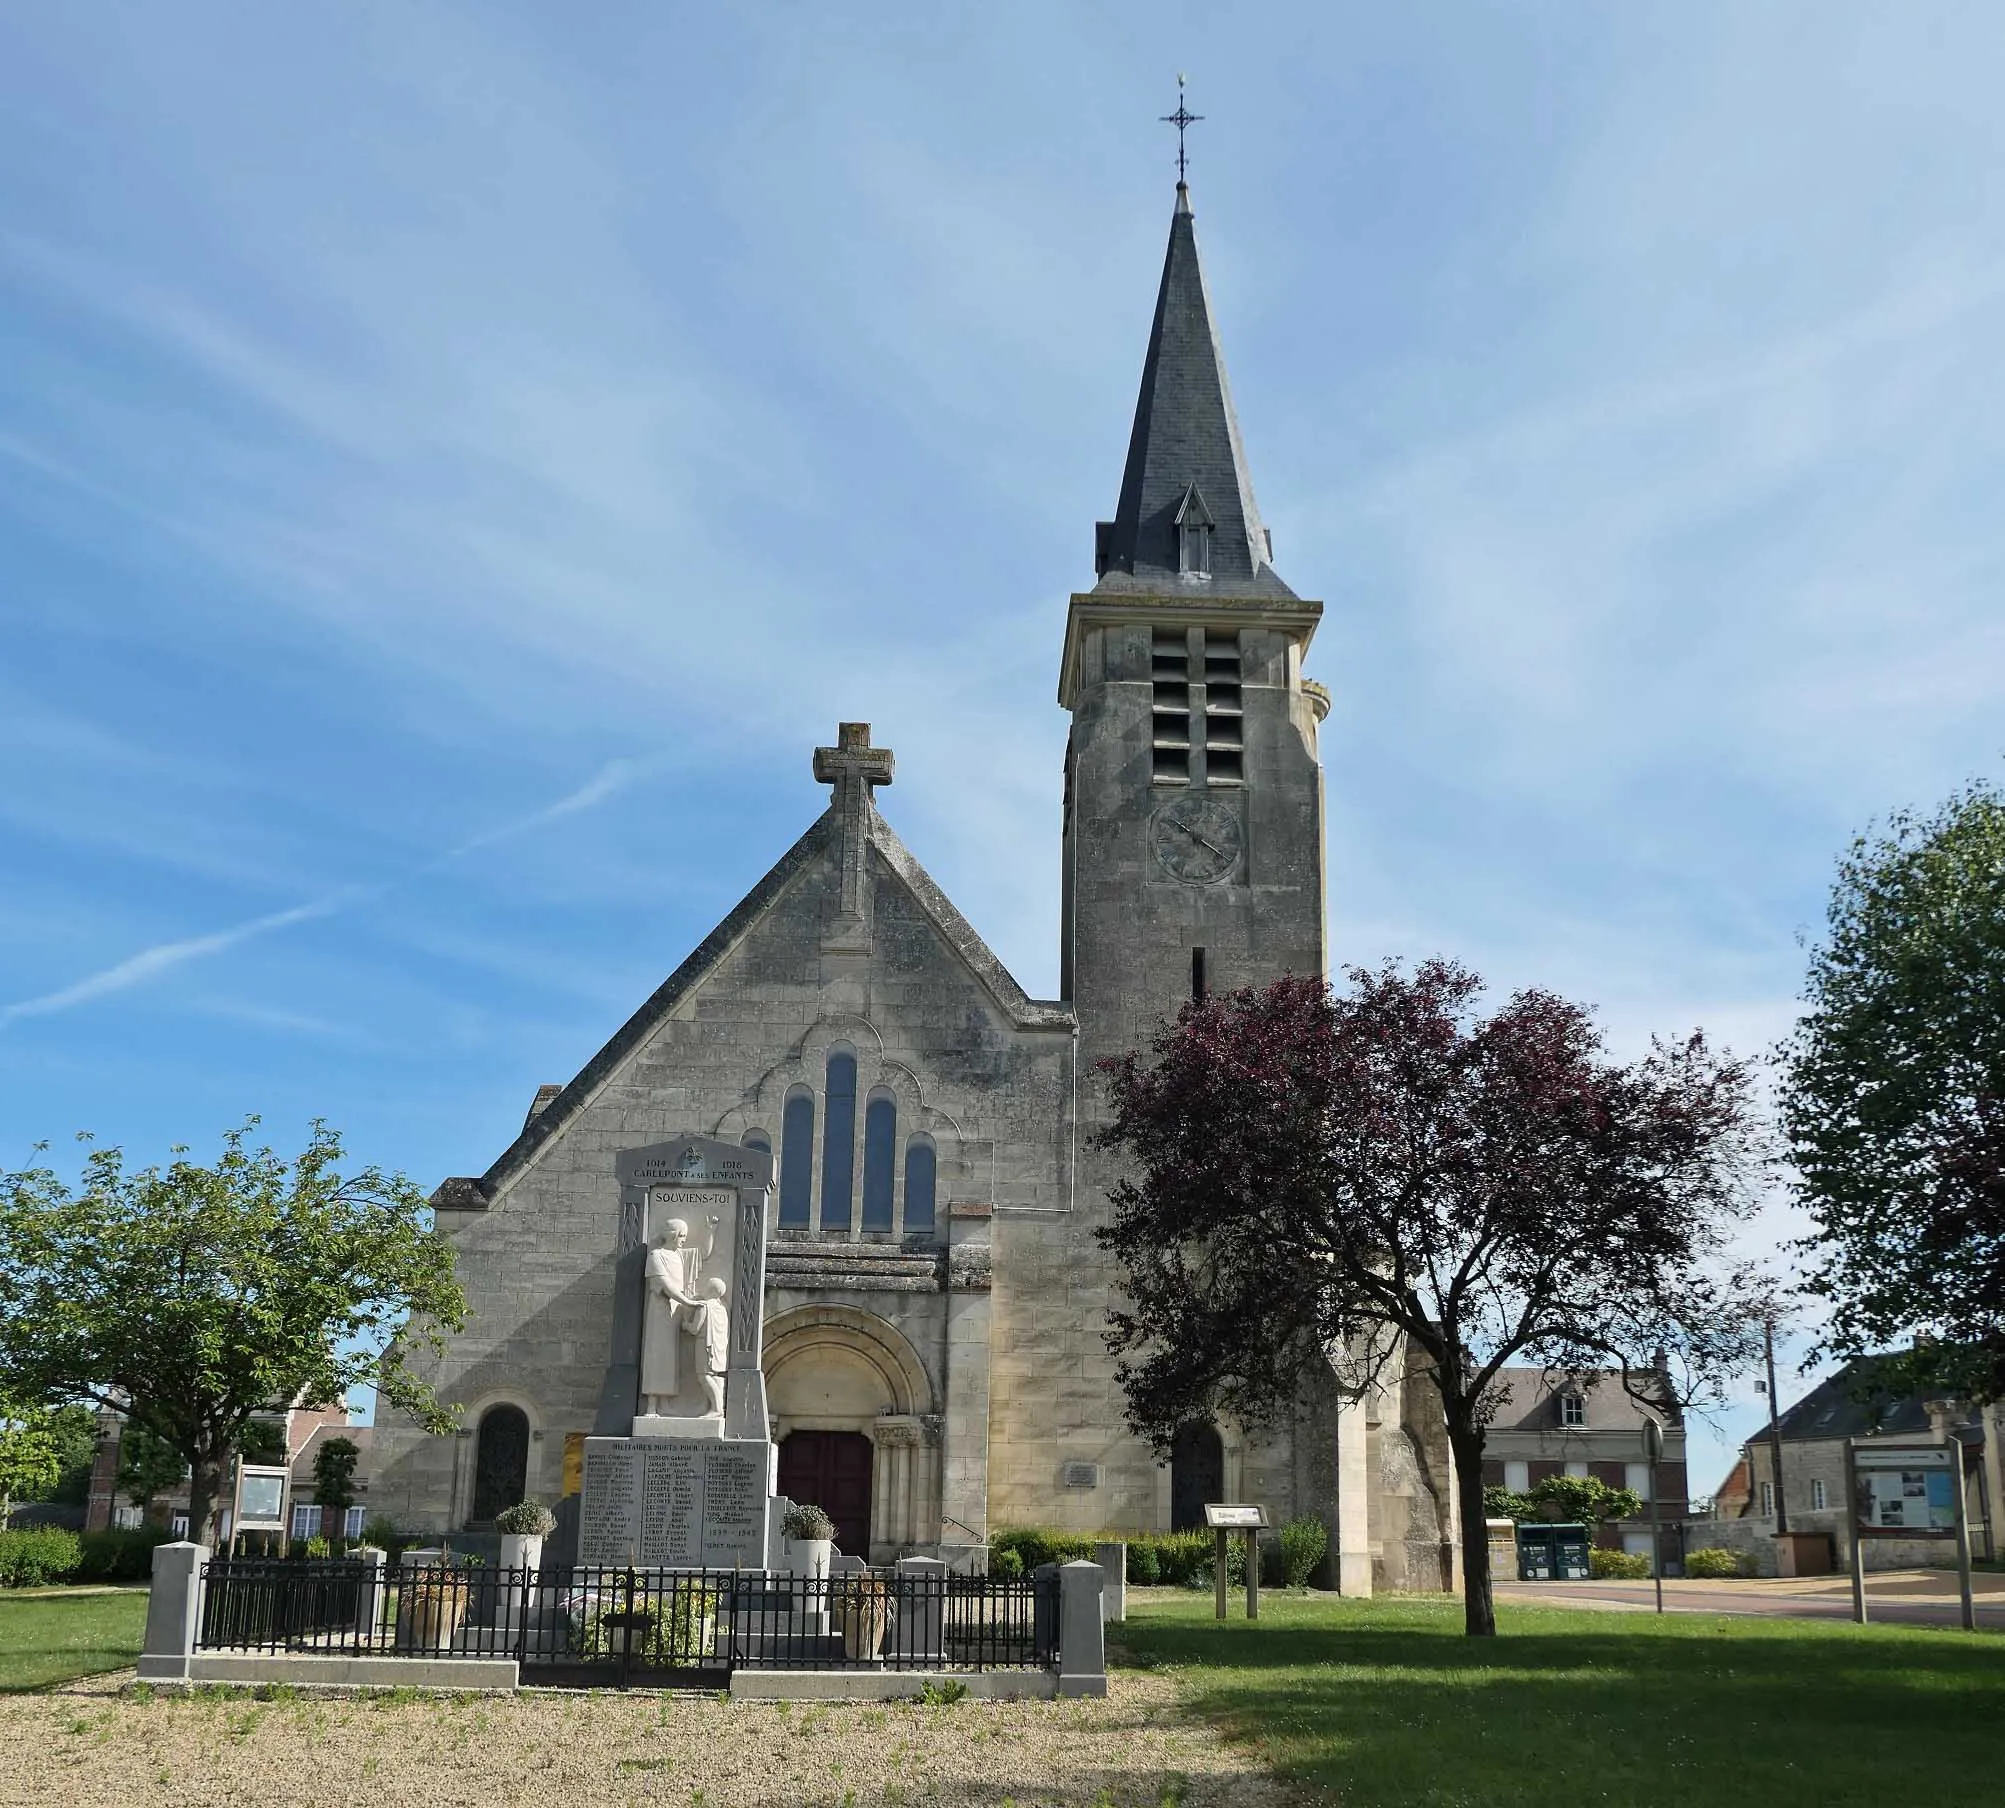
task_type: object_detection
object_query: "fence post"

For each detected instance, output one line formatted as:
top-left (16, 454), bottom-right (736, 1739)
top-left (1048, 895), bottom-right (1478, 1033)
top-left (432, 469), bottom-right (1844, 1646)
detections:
top-left (137, 1541), bottom-right (207, 1684)
top-left (1057, 1560), bottom-right (1108, 1699)
top-left (1094, 1541), bottom-right (1127, 1623)
top-left (895, 1556), bottom-right (947, 1666)
top-left (356, 1548), bottom-right (387, 1649)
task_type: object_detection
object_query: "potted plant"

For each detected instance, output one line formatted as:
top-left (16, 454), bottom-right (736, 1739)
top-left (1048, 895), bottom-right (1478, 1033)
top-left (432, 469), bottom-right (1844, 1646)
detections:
top-left (402, 1555), bottom-right (473, 1651)
top-left (781, 1503), bottom-right (835, 1579)
top-left (494, 1498), bottom-right (555, 1575)
top-left (834, 1572), bottom-right (893, 1662)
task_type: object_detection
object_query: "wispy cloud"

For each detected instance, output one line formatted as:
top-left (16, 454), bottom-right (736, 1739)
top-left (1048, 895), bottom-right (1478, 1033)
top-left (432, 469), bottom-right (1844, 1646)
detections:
top-left (444, 758), bottom-right (644, 860)
top-left (0, 889), bottom-right (374, 1027)
top-left (0, 759), bottom-right (649, 1029)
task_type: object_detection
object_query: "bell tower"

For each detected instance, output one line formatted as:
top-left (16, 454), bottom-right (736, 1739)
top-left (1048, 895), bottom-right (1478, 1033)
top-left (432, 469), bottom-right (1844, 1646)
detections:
top-left (1060, 178), bottom-right (1328, 1052)
top-left (1040, 177), bottom-right (1369, 1580)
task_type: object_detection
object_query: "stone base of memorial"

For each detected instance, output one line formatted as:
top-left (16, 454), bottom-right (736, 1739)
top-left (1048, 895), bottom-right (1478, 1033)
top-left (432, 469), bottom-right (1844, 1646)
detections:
top-left (577, 1434), bottom-right (773, 1570)
top-left (634, 1412), bottom-right (724, 1441)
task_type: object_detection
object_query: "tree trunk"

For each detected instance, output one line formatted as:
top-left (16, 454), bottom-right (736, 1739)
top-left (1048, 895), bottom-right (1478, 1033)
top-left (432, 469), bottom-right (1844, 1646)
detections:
top-left (1445, 1413), bottom-right (1497, 1637)
top-left (187, 1450), bottom-right (229, 1550)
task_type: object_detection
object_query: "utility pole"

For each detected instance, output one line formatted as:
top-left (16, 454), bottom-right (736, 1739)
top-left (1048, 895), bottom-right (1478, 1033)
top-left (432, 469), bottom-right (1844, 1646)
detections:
top-left (1764, 1311), bottom-right (1789, 1535)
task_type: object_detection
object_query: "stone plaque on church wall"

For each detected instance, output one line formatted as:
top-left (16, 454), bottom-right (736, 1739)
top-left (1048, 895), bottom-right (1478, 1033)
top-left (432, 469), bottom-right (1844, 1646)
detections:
top-left (577, 1435), bottom-right (771, 1568)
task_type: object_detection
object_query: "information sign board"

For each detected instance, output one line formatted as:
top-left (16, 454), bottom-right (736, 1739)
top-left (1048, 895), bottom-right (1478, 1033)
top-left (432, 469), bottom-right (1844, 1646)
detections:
top-left (1853, 1446), bottom-right (1956, 1535)
top-left (1204, 1504), bottom-right (1268, 1528)
top-left (235, 1464), bottom-right (289, 1531)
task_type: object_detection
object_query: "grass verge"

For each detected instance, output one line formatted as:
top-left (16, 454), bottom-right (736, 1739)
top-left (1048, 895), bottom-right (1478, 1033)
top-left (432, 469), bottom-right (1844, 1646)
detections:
top-left (0, 1588), bottom-right (148, 1692)
top-left (1112, 1589), bottom-right (2005, 1808)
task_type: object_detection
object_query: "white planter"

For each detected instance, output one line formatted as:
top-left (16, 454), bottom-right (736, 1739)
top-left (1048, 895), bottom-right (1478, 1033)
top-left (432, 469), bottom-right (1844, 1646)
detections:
top-left (784, 1537), bottom-right (833, 1580)
top-left (498, 1532), bottom-right (545, 1574)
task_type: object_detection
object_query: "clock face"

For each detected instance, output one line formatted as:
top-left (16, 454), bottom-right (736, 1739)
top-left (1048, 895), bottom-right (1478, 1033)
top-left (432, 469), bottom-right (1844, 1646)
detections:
top-left (1151, 793), bottom-right (1244, 884)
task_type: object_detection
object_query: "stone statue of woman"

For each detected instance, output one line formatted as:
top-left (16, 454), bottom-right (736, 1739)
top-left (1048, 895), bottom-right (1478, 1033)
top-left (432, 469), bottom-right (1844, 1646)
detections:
top-left (640, 1218), bottom-right (704, 1415)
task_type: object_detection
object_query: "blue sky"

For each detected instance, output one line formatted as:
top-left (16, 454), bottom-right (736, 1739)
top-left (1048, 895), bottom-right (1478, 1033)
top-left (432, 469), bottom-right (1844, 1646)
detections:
top-left (4, 6), bottom-right (2001, 1495)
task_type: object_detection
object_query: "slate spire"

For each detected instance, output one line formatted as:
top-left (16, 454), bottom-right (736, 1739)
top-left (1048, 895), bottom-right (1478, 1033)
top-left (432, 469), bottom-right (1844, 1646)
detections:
top-left (1093, 182), bottom-right (1295, 600)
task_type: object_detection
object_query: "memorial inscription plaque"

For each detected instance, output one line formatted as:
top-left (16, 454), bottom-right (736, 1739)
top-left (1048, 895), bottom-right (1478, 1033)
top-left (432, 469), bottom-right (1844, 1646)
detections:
top-left (578, 1435), bottom-right (771, 1568)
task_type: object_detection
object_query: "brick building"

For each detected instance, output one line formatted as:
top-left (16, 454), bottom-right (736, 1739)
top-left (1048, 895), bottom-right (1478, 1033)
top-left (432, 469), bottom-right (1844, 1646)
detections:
top-left (1478, 1368), bottom-right (1689, 1569)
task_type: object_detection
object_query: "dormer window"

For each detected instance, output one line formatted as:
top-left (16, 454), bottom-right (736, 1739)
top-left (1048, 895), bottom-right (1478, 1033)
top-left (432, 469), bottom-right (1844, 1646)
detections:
top-left (1560, 1393), bottom-right (1587, 1428)
top-left (1174, 483), bottom-right (1214, 578)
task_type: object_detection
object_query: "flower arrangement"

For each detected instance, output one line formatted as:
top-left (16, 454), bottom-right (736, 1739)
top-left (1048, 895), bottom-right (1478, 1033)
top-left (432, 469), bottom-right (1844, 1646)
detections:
top-left (782, 1503), bottom-right (836, 1542)
top-left (494, 1499), bottom-right (557, 1537)
top-left (832, 1571), bottom-right (893, 1661)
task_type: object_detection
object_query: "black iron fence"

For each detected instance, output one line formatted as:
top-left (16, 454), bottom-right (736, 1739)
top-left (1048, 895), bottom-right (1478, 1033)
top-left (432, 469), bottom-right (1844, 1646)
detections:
top-left (194, 1558), bottom-right (1059, 1687)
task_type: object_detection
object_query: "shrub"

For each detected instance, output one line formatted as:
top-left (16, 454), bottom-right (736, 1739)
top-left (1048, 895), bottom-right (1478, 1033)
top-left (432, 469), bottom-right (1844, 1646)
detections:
top-left (1126, 1542), bottom-right (1160, 1585)
top-left (494, 1500), bottom-right (556, 1537)
top-left (1685, 1546), bottom-right (1751, 1579)
top-left (781, 1503), bottom-right (835, 1542)
top-left (298, 1535), bottom-right (332, 1560)
top-left (76, 1526), bottom-right (171, 1583)
top-left (360, 1515), bottom-right (407, 1561)
top-left (1278, 1515), bottom-right (1328, 1588)
top-left (988, 1547), bottom-right (1024, 1581)
top-left (1589, 1547), bottom-right (1652, 1579)
top-left (1143, 1531), bottom-right (1214, 1588)
top-left (0, 1527), bottom-right (82, 1587)
top-left (987, 1526), bottom-right (1095, 1573)
top-left (572, 1586), bottom-right (718, 1662)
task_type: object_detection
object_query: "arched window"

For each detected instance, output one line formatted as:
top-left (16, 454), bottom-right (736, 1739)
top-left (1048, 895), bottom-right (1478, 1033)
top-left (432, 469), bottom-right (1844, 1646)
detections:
top-left (861, 1094), bottom-right (897, 1232)
top-left (778, 1090), bottom-right (814, 1229)
top-left (470, 1404), bottom-right (529, 1525)
top-left (903, 1135), bottom-right (937, 1237)
top-left (820, 1048), bottom-right (858, 1232)
top-left (743, 1129), bottom-right (771, 1156)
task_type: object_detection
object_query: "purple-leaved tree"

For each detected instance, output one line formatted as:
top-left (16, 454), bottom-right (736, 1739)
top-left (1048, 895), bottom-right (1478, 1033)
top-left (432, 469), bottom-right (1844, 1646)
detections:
top-left (1096, 959), bottom-right (1768, 1636)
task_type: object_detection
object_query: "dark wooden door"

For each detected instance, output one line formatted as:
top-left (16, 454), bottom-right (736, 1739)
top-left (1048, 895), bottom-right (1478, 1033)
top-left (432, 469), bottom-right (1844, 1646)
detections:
top-left (778, 1430), bottom-right (874, 1557)
top-left (470, 1405), bottom-right (529, 1524)
top-left (1170, 1422), bottom-right (1224, 1531)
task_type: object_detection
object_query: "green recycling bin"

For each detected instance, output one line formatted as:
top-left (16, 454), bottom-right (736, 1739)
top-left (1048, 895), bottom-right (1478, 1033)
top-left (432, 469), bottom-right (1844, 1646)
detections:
top-left (1516, 1522), bottom-right (1592, 1581)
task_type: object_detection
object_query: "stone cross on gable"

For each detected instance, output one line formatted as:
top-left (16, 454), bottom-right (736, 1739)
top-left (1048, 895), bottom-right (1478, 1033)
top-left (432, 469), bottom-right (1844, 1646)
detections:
top-left (814, 723), bottom-right (893, 944)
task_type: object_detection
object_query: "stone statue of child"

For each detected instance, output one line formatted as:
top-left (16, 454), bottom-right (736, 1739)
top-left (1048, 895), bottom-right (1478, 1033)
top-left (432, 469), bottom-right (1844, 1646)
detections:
top-left (681, 1276), bottom-right (730, 1418)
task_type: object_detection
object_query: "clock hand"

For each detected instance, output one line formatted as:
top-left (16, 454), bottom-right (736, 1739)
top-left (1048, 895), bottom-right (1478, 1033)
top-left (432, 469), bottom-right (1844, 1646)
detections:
top-left (1175, 819), bottom-right (1229, 859)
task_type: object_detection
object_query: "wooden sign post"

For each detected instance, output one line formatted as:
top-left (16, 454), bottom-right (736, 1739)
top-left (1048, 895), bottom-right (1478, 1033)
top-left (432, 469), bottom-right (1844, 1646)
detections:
top-left (1204, 1504), bottom-right (1269, 1621)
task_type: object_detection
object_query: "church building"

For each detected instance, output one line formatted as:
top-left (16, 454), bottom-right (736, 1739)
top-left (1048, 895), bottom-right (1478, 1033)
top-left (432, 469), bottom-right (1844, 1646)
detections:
top-left (371, 179), bottom-right (1456, 1592)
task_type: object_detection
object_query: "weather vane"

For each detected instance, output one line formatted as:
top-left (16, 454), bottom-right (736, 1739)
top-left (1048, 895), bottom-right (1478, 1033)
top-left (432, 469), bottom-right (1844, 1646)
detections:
top-left (1160, 74), bottom-right (1202, 183)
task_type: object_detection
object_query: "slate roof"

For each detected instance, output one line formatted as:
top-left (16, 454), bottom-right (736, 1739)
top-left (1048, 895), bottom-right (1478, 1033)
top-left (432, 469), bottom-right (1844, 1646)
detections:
top-left (1485, 1366), bottom-right (1684, 1432)
top-left (434, 803), bottom-right (1072, 1211)
top-left (1767, 1359), bottom-right (1983, 1443)
top-left (1093, 183), bottom-right (1298, 602)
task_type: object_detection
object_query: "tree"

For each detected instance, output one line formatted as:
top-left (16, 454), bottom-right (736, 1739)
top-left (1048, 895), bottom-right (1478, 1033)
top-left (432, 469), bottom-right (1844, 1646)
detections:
top-left (0, 1120), bottom-right (466, 1547)
top-left (1483, 1485), bottom-right (1536, 1522)
top-left (0, 1399), bottom-right (63, 1525)
top-left (311, 1435), bottom-right (361, 1543)
top-left (115, 1418), bottom-right (188, 1513)
top-left (1783, 781), bottom-right (2005, 1404)
top-left (1526, 1473), bottom-right (1643, 1528)
top-left (1097, 961), bottom-right (1766, 1637)
top-left (1483, 1477), bottom-right (1642, 1525)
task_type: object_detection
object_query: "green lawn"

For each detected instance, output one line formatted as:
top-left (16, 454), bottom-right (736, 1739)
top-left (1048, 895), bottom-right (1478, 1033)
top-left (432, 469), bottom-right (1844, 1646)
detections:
top-left (1111, 1591), bottom-right (2005, 1808)
top-left (0, 1589), bottom-right (148, 1692)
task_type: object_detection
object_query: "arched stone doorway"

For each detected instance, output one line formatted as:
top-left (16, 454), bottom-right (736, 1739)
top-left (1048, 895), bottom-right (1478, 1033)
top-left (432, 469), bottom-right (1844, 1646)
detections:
top-left (777, 1430), bottom-right (874, 1557)
top-left (764, 1305), bottom-right (938, 1560)
top-left (1170, 1422), bottom-right (1223, 1531)
top-left (470, 1404), bottom-right (529, 1524)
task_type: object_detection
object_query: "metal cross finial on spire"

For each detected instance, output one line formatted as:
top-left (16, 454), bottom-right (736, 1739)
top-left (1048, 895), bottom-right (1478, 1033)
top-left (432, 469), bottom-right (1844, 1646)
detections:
top-left (1160, 74), bottom-right (1202, 183)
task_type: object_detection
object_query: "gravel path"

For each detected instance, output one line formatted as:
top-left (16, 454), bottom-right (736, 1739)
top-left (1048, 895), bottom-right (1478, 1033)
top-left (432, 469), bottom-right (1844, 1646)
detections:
top-left (0, 1671), bottom-right (1290, 1807)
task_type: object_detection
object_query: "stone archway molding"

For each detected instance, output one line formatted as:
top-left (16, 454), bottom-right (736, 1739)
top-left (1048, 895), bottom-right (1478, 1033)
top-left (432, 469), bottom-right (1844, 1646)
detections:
top-left (763, 1303), bottom-right (936, 1418)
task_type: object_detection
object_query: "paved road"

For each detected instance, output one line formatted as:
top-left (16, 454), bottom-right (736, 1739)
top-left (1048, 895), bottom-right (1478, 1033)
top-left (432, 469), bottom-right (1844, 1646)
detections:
top-left (1497, 1576), bottom-right (2005, 1631)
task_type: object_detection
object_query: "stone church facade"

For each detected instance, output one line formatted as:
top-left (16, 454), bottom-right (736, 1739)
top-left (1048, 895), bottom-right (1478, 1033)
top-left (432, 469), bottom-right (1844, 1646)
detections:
top-left (371, 180), bottom-right (1456, 1591)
